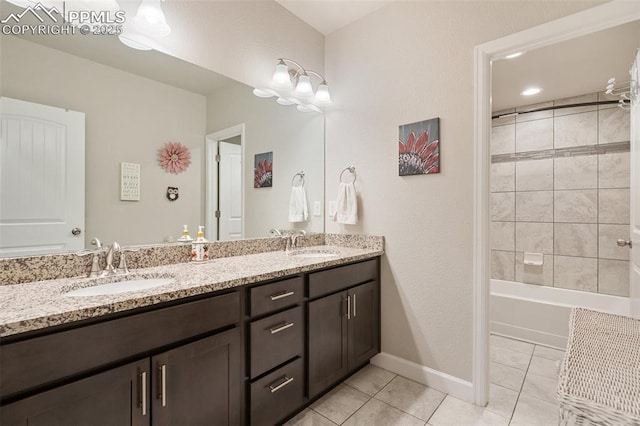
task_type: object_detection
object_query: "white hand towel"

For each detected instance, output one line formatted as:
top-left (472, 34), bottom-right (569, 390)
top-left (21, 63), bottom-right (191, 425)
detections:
top-left (332, 182), bottom-right (358, 224)
top-left (288, 186), bottom-right (308, 222)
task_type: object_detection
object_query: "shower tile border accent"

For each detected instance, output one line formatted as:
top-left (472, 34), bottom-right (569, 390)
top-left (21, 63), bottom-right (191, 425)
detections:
top-left (490, 141), bottom-right (629, 164)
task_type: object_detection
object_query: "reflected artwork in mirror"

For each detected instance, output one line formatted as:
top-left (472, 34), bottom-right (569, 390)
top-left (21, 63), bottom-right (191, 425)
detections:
top-left (0, 13), bottom-right (324, 257)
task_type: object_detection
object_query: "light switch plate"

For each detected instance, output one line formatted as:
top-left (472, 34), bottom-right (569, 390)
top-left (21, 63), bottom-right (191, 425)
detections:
top-left (313, 201), bottom-right (322, 217)
top-left (328, 201), bottom-right (336, 217)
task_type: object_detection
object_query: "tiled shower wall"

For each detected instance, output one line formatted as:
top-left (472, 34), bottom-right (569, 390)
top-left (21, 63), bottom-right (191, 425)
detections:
top-left (490, 93), bottom-right (631, 296)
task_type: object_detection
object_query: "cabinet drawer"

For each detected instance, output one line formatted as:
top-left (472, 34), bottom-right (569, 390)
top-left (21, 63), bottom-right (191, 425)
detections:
top-left (250, 306), bottom-right (303, 378)
top-left (309, 259), bottom-right (378, 298)
top-left (1, 291), bottom-right (239, 399)
top-left (250, 276), bottom-right (304, 316)
top-left (250, 357), bottom-right (304, 426)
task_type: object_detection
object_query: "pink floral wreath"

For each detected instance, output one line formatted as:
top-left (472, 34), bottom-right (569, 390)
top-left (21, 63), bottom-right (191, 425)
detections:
top-left (158, 142), bottom-right (191, 174)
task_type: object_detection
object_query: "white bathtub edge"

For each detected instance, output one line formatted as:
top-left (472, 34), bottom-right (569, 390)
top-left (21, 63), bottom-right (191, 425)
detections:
top-left (491, 321), bottom-right (567, 350)
top-left (371, 352), bottom-right (473, 403)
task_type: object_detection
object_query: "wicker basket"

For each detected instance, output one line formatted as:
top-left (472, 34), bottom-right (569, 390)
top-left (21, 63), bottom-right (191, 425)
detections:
top-left (557, 308), bottom-right (640, 426)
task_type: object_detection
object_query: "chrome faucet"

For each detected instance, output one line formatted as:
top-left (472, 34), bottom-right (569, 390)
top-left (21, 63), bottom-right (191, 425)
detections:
top-left (269, 228), bottom-right (283, 237)
top-left (102, 242), bottom-right (128, 276)
top-left (291, 230), bottom-right (306, 249)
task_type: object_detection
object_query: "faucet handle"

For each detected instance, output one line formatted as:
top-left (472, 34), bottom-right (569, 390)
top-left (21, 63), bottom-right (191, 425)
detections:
top-left (115, 251), bottom-right (129, 274)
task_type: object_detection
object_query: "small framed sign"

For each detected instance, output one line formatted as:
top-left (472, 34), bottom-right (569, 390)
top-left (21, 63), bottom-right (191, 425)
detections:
top-left (120, 162), bottom-right (140, 201)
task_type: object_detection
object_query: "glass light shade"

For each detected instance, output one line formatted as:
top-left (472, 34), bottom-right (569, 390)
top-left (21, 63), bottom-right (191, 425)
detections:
top-left (276, 97), bottom-right (295, 106)
top-left (314, 82), bottom-right (332, 106)
top-left (295, 73), bottom-right (313, 98)
top-left (253, 88), bottom-right (276, 98)
top-left (134, 0), bottom-right (170, 37)
top-left (297, 104), bottom-right (321, 113)
top-left (272, 61), bottom-right (292, 89)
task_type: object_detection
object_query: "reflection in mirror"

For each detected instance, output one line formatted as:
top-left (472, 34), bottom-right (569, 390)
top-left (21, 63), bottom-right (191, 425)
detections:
top-left (0, 25), bottom-right (324, 256)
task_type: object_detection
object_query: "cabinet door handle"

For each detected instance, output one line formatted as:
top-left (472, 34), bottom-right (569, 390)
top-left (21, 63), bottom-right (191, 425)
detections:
top-left (139, 371), bottom-right (147, 416)
top-left (346, 295), bottom-right (351, 320)
top-left (270, 291), bottom-right (295, 301)
top-left (353, 294), bottom-right (357, 318)
top-left (158, 364), bottom-right (167, 407)
top-left (268, 376), bottom-right (294, 393)
top-left (269, 321), bottom-right (294, 334)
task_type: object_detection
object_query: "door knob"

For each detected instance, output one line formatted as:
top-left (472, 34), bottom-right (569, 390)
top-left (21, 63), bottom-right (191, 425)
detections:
top-left (616, 239), bottom-right (632, 248)
top-left (71, 227), bottom-right (82, 236)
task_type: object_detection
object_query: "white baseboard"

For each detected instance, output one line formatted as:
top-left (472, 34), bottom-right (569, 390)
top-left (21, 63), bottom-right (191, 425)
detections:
top-left (371, 352), bottom-right (474, 403)
top-left (491, 321), bottom-right (567, 350)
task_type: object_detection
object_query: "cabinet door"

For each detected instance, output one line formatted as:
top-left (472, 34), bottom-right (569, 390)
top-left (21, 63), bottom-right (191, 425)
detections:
top-left (1, 359), bottom-right (149, 426)
top-left (348, 281), bottom-right (380, 369)
top-left (308, 291), bottom-right (348, 398)
top-left (152, 328), bottom-right (241, 426)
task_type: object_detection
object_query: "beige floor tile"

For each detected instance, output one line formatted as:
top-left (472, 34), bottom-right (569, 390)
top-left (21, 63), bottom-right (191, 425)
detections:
top-left (490, 345), bottom-right (532, 371)
top-left (528, 356), bottom-right (560, 379)
top-left (533, 345), bottom-right (566, 361)
top-left (374, 376), bottom-right (446, 421)
top-left (490, 362), bottom-right (526, 391)
top-left (510, 395), bottom-right (559, 426)
top-left (429, 395), bottom-right (509, 426)
top-left (343, 399), bottom-right (425, 426)
top-left (284, 409), bottom-right (339, 426)
top-left (485, 384), bottom-right (518, 419)
top-left (490, 335), bottom-right (534, 355)
top-left (521, 372), bottom-right (559, 404)
top-left (344, 365), bottom-right (396, 396)
top-left (311, 384), bottom-right (370, 424)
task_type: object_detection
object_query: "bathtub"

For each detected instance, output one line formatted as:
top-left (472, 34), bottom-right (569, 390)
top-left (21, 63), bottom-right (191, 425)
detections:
top-left (490, 279), bottom-right (631, 349)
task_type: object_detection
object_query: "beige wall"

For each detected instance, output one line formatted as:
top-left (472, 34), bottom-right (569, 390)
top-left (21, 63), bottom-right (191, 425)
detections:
top-left (1, 35), bottom-right (206, 247)
top-left (206, 83), bottom-right (324, 238)
top-left (324, 1), bottom-right (603, 381)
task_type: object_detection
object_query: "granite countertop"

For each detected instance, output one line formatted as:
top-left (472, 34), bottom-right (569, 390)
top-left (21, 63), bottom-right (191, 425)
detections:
top-left (0, 245), bottom-right (382, 338)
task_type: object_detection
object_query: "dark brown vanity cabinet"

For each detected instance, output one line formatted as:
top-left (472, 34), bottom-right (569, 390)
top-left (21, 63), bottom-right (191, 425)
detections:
top-left (247, 277), bottom-right (305, 426)
top-left (308, 260), bottom-right (380, 399)
top-left (0, 292), bottom-right (242, 426)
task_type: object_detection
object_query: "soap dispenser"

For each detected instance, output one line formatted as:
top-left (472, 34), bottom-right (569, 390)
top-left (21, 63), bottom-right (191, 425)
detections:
top-left (177, 224), bottom-right (193, 242)
top-left (191, 226), bottom-right (209, 262)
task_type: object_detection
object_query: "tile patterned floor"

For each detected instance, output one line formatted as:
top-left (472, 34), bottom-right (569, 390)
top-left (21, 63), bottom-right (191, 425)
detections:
top-left (284, 335), bottom-right (565, 426)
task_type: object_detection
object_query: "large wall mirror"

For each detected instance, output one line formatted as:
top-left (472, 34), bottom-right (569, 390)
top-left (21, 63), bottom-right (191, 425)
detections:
top-left (0, 15), bottom-right (325, 257)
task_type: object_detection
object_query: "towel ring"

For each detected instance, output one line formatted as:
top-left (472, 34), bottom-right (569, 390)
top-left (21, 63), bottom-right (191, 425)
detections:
top-left (291, 171), bottom-right (305, 187)
top-left (340, 166), bottom-right (357, 184)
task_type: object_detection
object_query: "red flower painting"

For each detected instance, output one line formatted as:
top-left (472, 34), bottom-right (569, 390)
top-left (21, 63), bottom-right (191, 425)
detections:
top-left (254, 152), bottom-right (273, 188)
top-left (398, 118), bottom-right (440, 176)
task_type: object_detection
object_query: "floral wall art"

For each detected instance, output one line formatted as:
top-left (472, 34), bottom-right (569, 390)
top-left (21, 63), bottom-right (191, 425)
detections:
top-left (254, 151), bottom-right (273, 188)
top-left (398, 118), bottom-right (440, 176)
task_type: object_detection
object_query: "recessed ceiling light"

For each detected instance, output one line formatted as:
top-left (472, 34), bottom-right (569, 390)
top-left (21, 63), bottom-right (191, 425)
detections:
top-left (505, 52), bottom-right (524, 59)
top-left (521, 87), bottom-right (542, 96)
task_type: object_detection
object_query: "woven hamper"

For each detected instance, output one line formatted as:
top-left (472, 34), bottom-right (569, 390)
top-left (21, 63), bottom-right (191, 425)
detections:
top-left (557, 308), bottom-right (640, 426)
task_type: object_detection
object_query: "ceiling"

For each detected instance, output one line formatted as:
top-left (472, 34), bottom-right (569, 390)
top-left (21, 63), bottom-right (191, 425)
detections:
top-left (275, 0), bottom-right (391, 35)
top-left (492, 20), bottom-right (640, 112)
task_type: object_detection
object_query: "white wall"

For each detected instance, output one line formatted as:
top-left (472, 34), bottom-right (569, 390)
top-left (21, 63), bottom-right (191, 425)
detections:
top-left (1, 36), bottom-right (206, 247)
top-left (206, 83), bottom-right (324, 238)
top-left (324, 1), bottom-right (604, 382)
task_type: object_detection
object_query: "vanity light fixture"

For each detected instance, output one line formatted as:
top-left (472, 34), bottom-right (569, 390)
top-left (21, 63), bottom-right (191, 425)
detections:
top-left (253, 58), bottom-right (332, 113)
top-left (521, 87), bottom-right (542, 96)
top-left (118, 0), bottom-right (171, 51)
top-left (605, 77), bottom-right (635, 110)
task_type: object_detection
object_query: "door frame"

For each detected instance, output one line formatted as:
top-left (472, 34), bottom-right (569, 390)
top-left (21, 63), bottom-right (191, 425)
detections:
top-left (472, 1), bottom-right (640, 405)
top-left (205, 124), bottom-right (245, 241)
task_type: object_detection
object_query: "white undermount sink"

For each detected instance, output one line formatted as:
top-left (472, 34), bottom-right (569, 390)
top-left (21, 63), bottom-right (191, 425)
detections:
top-left (288, 249), bottom-right (341, 259)
top-left (65, 278), bottom-right (174, 297)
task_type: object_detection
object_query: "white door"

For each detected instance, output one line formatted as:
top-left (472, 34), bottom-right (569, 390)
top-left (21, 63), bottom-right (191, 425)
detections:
top-left (0, 97), bottom-right (85, 257)
top-left (630, 50), bottom-right (640, 318)
top-left (218, 141), bottom-right (243, 240)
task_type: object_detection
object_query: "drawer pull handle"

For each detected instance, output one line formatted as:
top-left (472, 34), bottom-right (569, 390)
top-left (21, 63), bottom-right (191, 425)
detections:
top-left (269, 322), bottom-right (294, 334)
top-left (268, 376), bottom-right (294, 393)
top-left (270, 291), bottom-right (295, 301)
top-left (140, 371), bottom-right (147, 416)
top-left (158, 364), bottom-right (167, 407)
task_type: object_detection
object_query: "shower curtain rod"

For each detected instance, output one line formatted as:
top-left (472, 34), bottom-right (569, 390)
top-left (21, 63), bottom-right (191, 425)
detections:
top-left (492, 100), bottom-right (619, 119)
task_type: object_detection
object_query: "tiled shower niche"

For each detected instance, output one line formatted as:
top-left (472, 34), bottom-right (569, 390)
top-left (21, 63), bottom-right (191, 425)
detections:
top-left (490, 93), bottom-right (631, 297)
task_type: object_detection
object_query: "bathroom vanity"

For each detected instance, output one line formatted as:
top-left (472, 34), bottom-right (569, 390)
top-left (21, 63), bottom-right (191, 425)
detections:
top-left (0, 243), bottom-right (382, 425)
